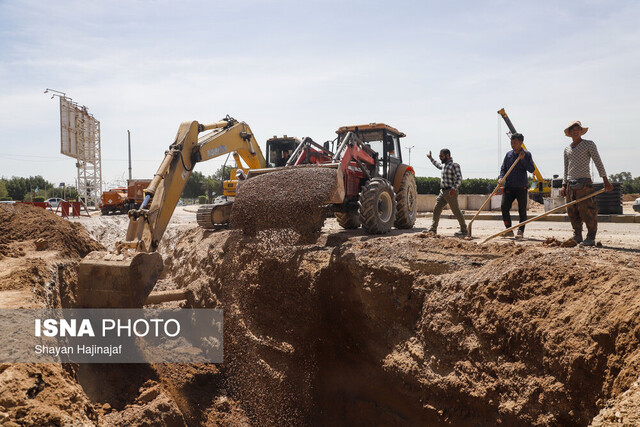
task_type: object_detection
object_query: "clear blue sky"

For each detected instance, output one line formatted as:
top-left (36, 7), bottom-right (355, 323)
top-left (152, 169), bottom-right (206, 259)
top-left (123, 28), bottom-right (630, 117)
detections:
top-left (1, 0), bottom-right (639, 189)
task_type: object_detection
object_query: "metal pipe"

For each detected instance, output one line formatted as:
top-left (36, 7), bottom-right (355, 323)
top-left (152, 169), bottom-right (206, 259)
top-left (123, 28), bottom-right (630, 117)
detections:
top-left (128, 130), bottom-right (132, 181)
top-left (287, 138), bottom-right (307, 166)
top-left (139, 194), bottom-right (151, 210)
top-left (334, 132), bottom-right (352, 161)
top-left (200, 120), bottom-right (229, 131)
top-left (144, 289), bottom-right (189, 305)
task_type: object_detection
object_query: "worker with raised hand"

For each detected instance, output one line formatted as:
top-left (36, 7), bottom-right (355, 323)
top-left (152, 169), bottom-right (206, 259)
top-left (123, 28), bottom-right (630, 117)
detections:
top-left (498, 133), bottom-right (535, 240)
top-left (561, 121), bottom-right (613, 246)
top-left (427, 148), bottom-right (467, 236)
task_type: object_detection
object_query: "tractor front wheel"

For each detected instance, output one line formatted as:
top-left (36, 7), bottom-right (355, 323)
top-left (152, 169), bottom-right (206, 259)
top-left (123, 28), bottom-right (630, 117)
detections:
top-left (358, 178), bottom-right (396, 234)
top-left (395, 172), bottom-right (417, 229)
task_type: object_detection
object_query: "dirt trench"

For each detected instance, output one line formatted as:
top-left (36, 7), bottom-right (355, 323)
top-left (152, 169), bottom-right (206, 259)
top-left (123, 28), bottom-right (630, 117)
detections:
top-left (164, 227), bottom-right (640, 426)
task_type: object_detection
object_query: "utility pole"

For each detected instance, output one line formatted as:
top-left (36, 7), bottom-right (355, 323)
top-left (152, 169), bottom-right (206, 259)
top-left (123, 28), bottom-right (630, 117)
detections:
top-left (407, 145), bottom-right (415, 165)
top-left (128, 130), bottom-right (132, 181)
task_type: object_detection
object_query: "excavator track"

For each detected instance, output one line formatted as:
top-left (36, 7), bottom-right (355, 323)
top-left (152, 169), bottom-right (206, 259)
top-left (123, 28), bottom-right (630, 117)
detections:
top-left (196, 201), bottom-right (233, 229)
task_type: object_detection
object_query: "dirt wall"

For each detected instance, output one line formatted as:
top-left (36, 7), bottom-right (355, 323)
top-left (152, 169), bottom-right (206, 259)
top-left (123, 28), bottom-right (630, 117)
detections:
top-left (167, 228), bottom-right (640, 426)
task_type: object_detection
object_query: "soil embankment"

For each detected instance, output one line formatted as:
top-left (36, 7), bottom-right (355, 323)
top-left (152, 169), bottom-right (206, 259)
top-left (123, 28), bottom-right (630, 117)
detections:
top-left (167, 227), bottom-right (640, 425)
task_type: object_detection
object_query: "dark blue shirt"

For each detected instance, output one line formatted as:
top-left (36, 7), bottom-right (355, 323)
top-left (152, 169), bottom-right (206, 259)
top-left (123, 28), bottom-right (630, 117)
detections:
top-left (499, 150), bottom-right (535, 188)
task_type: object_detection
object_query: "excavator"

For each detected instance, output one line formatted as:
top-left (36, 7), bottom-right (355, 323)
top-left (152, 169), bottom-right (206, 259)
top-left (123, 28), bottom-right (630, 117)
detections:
top-left (77, 116), bottom-right (269, 308)
top-left (497, 108), bottom-right (552, 203)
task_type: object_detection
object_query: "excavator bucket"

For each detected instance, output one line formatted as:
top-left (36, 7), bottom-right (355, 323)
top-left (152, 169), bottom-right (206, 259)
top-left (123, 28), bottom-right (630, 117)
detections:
top-left (76, 251), bottom-right (164, 308)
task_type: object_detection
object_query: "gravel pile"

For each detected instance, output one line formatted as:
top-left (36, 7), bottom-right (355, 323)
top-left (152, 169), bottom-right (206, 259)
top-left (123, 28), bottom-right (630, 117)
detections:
top-left (230, 167), bottom-right (338, 236)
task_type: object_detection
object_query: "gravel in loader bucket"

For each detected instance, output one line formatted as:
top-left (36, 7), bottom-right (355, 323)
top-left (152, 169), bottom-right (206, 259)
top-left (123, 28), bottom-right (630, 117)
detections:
top-left (230, 167), bottom-right (339, 236)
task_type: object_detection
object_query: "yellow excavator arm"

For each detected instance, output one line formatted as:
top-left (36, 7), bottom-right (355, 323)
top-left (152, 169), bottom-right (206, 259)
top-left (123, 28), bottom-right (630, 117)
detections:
top-left (125, 118), bottom-right (265, 252)
top-left (77, 116), bottom-right (266, 308)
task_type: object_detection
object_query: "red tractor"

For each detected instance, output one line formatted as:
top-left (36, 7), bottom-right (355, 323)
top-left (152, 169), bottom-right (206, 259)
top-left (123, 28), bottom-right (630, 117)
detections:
top-left (246, 122), bottom-right (417, 234)
top-left (329, 123), bottom-right (417, 233)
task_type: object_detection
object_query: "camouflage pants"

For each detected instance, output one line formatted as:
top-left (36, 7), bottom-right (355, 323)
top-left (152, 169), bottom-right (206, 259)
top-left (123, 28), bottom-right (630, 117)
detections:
top-left (566, 180), bottom-right (598, 239)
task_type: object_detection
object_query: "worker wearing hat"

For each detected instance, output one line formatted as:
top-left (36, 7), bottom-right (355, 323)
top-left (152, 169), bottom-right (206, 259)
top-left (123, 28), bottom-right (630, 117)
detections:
top-left (561, 121), bottom-right (613, 246)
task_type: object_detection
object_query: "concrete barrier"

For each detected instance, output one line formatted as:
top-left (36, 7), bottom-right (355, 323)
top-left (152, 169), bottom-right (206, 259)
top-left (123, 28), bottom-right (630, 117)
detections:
top-left (417, 194), bottom-right (467, 211)
top-left (466, 194), bottom-right (490, 211)
top-left (457, 195), bottom-right (468, 210)
top-left (417, 194), bottom-right (436, 212)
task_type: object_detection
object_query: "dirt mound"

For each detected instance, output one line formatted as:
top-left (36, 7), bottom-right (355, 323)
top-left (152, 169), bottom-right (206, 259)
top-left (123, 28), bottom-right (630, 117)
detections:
top-left (0, 363), bottom-right (97, 425)
top-left (528, 198), bottom-right (545, 211)
top-left (99, 380), bottom-right (186, 426)
top-left (161, 228), bottom-right (640, 425)
top-left (231, 167), bottom-right (338, 236)
top-left (0, 204), bottom-right (103, 258)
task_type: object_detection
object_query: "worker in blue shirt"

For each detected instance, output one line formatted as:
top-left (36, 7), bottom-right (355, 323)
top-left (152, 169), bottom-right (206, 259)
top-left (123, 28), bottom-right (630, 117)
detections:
top-left (498, 133), bottom-right (535, 239)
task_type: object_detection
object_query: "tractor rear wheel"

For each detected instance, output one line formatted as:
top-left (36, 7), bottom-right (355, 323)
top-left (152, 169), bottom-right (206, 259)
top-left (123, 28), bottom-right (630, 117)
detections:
top-left (395, 172), bottom-right (417, 229)
top-left (335, 210), bottom-right (361, 229)
top-left (358, 178), bottom-right (396, 234)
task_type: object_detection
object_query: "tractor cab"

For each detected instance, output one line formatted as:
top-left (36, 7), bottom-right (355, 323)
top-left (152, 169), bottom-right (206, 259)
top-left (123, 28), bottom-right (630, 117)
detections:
top-left (336, 123), bottom-right (406, 181)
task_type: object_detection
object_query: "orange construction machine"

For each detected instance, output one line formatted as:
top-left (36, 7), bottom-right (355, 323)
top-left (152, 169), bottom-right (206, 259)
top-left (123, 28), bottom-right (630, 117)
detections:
top-left (100, 179), bottom-right (151, 215)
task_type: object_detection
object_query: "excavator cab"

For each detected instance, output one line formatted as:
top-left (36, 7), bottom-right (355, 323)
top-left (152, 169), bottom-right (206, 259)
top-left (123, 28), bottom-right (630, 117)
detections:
top-left (265, 136), bottom-right (301, 168)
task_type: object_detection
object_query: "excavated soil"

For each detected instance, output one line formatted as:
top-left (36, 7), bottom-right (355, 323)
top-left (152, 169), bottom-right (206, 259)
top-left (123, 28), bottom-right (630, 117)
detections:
top-left (0, 204), bottom-right (103, 259)
top-left (2, 202), bottom-right (640, 425)
top-left (231, 167), bottom-right (338, 236)
top-left (163, 227), bottom-right (640, 426)
top-left (0, 205), bottom-right (245, 426)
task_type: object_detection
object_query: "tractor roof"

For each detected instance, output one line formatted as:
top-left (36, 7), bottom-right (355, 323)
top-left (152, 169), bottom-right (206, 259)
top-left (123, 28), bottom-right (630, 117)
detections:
top-left (336, 123), bottom-right (406, 138)
top-left (266, 136), bottom-right (301, 143)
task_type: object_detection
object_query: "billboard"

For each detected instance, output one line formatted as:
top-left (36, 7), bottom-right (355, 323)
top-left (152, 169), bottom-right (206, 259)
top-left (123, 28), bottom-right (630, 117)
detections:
top-left (60, 97), bottom-right (99, 162)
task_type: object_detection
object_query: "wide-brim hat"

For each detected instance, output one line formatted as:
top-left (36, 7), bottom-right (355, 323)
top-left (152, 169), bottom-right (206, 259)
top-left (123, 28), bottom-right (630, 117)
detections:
top-left (564, 120), bottom-right (588, 137)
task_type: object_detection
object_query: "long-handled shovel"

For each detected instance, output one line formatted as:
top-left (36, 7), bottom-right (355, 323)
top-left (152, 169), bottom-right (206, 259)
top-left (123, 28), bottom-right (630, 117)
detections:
top-left (480, 188), bottom-right (606, 244)
top-left (467, 156), bottom-right (521, 237)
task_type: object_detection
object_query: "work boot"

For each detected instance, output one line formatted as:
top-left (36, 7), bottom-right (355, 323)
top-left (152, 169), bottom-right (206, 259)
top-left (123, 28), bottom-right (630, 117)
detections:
top-left (502, 230), bottom-right (514, 238)
top-left (515, 229), bottom-right (524, 240)
top-left (428, 227), bottom-right (437, 234)
top-left (572, 232), bottom-right (583, 244)
top-left (454, 230), bottom-right (467, 238)
top-left (580, 238), bottom-right (596, 247)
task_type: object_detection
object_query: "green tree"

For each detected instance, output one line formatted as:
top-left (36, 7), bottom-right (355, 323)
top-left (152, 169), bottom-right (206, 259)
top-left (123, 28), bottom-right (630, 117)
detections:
top-left (182, 171), bottom-right (206, 199)
top-left (0, 180), bottom-right (8, 199)
top-left (459, 178), bottom-right (499, 194)
top-left (203, 165), bottom-right (235, 200)
top-left (609, 171), bottom-right (632, 183)
top-left (214, 165), bottom-right (234, 181)
top-left (4, 176), bottom-right (51, 201)
top-left (415, 177), bottom-right (499, 195)
top-left (415, 177), bottom-right (441, 194)
top-left (204, 176), bottom-right (222, 201)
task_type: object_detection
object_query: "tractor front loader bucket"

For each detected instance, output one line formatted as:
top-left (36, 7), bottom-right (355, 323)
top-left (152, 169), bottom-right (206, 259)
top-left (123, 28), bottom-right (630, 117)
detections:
top-left (244, 162), bottom-right (345, 204)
